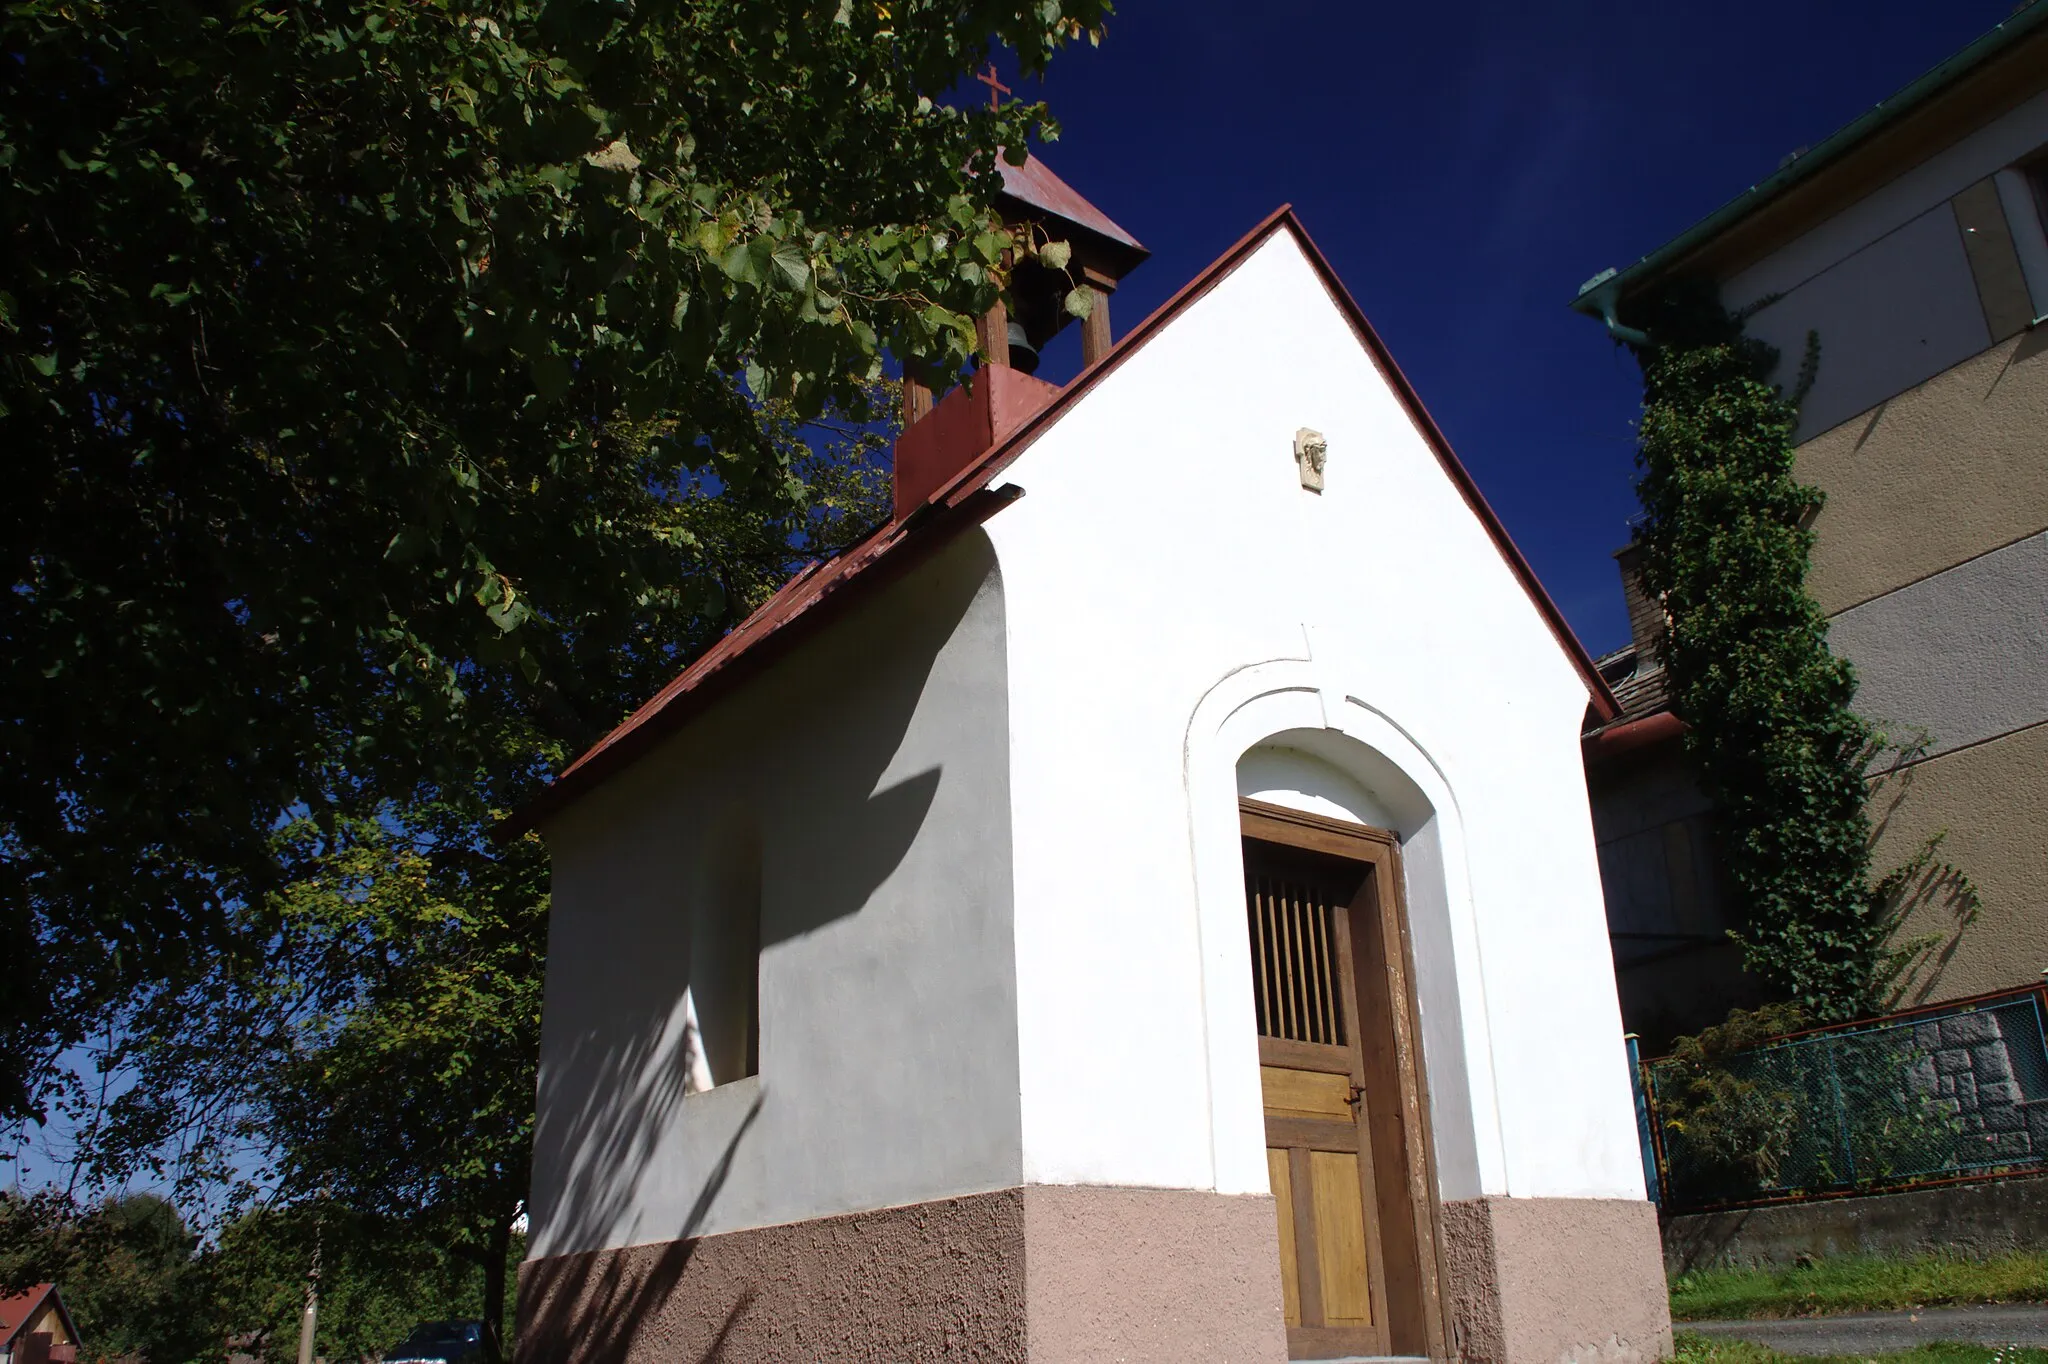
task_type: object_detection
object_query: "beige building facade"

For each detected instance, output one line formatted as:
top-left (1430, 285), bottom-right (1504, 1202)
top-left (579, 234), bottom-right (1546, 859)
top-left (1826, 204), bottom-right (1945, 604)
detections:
top-left (1580, 4), bottom-right (2048, 1026)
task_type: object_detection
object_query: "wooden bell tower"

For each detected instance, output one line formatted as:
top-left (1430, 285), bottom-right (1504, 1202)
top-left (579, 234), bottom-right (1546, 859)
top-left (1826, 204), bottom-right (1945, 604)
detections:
top-left (902, 134), bottom-right (1148, 426)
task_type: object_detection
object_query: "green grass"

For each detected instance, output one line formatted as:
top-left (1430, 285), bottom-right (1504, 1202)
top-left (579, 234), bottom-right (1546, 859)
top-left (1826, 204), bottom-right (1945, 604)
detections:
top-left (1676, 1334), bottom-right (2048, 1364)
top-left (1672, 1253), bottom-right (2048, 1321)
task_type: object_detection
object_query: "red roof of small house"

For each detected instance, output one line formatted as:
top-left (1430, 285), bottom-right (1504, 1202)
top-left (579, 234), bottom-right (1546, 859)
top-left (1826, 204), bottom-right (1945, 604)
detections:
top-left (0, 1282), bottom-right (76, 1348)
top-left (501, 207), bottom-right (1619, 838)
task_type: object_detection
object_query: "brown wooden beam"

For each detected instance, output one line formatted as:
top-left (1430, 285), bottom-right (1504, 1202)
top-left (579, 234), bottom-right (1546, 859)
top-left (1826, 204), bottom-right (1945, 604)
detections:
top-left (1081, 266), bottom-right (1117, 366)
top-left (902, 376), bottom-right (933, 427)
top-left (975, 298), bottom-right (1010, 369)
top-left (1081, 286), bottom-right (1113, 365)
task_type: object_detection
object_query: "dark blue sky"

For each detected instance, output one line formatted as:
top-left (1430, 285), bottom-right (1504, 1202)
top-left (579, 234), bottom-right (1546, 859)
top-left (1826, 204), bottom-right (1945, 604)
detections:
top-left (1002, 1), bottom-right (2016, 656)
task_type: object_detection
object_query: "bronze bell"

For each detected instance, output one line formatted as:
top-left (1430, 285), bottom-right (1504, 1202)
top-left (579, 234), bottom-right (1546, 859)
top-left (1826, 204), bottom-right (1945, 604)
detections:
top-left (1006, 320), bottom-right (1041, 375)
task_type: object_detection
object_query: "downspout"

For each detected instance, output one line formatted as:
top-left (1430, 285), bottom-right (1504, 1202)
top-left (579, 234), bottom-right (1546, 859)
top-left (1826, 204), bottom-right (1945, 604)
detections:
top-left (1575, 268), bottom-right (1651, 347)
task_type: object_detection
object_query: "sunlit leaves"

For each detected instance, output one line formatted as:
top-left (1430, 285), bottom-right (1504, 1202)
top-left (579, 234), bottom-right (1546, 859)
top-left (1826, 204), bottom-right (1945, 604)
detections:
top-left (0, 0), bottom-right (1110, 1121)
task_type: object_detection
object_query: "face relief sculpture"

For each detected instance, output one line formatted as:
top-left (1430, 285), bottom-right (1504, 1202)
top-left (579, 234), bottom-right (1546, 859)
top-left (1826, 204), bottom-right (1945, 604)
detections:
top-left (1295, 427), bottom-right (1328, 492)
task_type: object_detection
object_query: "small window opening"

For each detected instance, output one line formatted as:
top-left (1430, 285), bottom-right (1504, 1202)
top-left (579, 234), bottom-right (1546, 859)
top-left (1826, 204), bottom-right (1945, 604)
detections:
top-left (689, 824), bottom-right (761, 1089)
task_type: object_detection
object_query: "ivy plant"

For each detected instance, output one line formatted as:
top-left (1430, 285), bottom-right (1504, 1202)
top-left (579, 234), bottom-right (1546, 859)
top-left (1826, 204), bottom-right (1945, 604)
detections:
top-left (1629, 285), bottom-right (1889, 1021)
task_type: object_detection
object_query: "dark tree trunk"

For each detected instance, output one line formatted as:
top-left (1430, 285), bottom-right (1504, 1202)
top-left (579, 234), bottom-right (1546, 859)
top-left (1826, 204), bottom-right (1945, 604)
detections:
top-left (481, 1215), bottom-right (513, 1364)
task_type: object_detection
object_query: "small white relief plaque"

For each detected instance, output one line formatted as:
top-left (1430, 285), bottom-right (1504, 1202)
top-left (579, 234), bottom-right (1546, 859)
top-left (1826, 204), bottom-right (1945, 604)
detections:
top-left (1294, 428), bottom-right (1328, 492)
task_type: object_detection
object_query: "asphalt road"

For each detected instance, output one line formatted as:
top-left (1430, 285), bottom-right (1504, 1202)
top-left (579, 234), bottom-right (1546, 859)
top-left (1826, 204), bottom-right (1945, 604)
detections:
top-left (1684, 1304), bottom-right (2048, 1354)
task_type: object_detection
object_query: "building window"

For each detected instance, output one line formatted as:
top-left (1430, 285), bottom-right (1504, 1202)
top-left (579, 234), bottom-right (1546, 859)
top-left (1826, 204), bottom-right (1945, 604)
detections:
top-left (1995, 155), bottom-right (2048, 325)
top-left (688, 824), bottom-right (761, 1090)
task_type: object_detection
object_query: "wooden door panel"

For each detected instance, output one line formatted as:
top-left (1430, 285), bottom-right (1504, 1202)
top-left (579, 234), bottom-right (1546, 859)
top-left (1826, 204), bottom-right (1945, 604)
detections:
top-left (1309, 1151), bottom-right (1374, 1325)
top-left (1260, 1065), bottom-right (1351, 1119)
top-left (1269, 1149), bottom-right (1302, 1327)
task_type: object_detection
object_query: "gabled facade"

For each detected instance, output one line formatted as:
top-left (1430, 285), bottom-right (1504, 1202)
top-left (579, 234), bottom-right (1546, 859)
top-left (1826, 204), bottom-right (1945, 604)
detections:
top-left (1579, 3), bottom-right (2048, 1034)
top-left (515, 204), bottom-right (1668, 1364)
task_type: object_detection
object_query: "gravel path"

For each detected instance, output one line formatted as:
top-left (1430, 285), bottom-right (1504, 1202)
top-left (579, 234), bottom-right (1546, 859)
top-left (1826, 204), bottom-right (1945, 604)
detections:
top-left (1683, 1304), bottom-right (2048, 1354)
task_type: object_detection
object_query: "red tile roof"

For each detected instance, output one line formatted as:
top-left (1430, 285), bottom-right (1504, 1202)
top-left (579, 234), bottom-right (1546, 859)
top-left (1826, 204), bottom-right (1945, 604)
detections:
top-left (502, 207), bottom-right (1619, 837)
top-left (0, 1283), bottom-right (66, 1346)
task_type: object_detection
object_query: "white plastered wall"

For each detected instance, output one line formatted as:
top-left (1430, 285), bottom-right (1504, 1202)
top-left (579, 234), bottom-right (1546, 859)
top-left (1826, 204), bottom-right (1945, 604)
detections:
top-left (986, 228), bottom-right (1644, 1204)
top-left (527, 532), bottom-right (1022, 1259)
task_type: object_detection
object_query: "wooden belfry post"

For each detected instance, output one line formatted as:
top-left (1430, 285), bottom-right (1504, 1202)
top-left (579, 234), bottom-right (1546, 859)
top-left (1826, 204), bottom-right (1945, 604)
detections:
top-left (902, 373), bottom-right (935, 427)
top-left (1081, 266), bottom-right (1116, 367)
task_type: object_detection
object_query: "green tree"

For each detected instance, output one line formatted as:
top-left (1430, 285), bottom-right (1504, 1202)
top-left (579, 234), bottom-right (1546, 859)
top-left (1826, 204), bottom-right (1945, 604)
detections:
top-left (261, 807), bottom-right (543, 1364)
top-left (0, 0), bottom-right (1107, 1123)
top-left (63, 402), bottom-right (889, 1364)
top-left (0, 1190), bottom-right (214, 1362)
top-left (198, 1202), bottom-right (526, 1364)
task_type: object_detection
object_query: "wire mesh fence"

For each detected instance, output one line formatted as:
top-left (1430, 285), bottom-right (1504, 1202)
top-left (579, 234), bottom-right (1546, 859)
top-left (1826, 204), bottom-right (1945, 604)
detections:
top-left (1641, 986), bottom-right (2048, 1212)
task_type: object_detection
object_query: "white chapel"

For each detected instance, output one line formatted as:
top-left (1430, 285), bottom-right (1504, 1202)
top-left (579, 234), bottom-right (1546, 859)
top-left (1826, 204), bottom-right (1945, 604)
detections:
top-left (507, 158), bottom-right (1673, 1364)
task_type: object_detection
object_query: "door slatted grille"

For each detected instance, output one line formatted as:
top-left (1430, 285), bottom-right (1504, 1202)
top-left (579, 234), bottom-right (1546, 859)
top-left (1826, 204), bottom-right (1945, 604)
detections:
top-left (1247, 871), bottom-right (1347, 1046)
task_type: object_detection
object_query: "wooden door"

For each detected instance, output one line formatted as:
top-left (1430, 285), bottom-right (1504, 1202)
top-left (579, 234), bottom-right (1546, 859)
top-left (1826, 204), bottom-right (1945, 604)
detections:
top-left (1242, 800), bottom-right (1452, 1362)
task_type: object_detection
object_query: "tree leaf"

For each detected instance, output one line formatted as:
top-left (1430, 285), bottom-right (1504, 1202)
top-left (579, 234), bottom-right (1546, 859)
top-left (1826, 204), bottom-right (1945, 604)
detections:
top-left (529, 353), bottom-right (572, 400)
top-left (771, 241), bottom-right (810, 290)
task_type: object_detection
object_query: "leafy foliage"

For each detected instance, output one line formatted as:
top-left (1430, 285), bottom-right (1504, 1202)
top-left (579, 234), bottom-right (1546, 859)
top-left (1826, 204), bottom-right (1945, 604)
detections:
top-left (201, 1205), bottom-right (525, 1364)
top-left (77, 464), bottom-right (878, 1359)
top-left (1653, 1003), bottom-right (1811, 1190)
top-left (0, 0), bottom-right (1104, 1122)
top-left (0, 1190), bottom-right (523, 1363)
top-left (1629, 287), bottom-right (1887, 1020)
top-left (46, 399), bottom-right (891, 1363)
top-left (0, 1191), bottom-right (213, 1363)
top-left (35, 807), bottom-right (542, 1362)
top-left (1628, 287), bottom-right (1982, 1017)
top-left (1650, 1001), bottom-right (1979, 1210)
top-left (272, 810), bottom-right (542, 1362)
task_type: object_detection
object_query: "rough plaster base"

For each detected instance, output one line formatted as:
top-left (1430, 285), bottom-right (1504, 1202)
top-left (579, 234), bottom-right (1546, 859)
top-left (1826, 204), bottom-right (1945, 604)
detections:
top-left (516, 1185), bottom-right (1286, 1363)
top-left (1443, 1196), bottom-right (1672, 1364)
top-left (1020, 1184), bottom-right (1286, 1362)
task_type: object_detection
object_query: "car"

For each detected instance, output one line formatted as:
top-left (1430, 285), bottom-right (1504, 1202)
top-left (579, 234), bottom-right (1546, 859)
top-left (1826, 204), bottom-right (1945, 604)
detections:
top-left (381, 1319), bottom-right (484, 1364)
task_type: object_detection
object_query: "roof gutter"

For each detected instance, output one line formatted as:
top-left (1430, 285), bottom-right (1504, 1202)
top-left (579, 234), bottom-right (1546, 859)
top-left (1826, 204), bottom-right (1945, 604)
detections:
top-left (1570, 0), bottom-right (2048, 320)
top-left (1576, 269), bottom-right (1651, 347)
top-left (1583, 709), bottom-right (1684, 766)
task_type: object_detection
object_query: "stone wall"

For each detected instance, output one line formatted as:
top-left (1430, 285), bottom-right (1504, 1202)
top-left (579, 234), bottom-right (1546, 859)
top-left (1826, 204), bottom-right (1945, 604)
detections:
top-left (1904, 1003), bottom-right (2048, 1162)
top-left (1664, 1172), bottom-right (2048, 1274)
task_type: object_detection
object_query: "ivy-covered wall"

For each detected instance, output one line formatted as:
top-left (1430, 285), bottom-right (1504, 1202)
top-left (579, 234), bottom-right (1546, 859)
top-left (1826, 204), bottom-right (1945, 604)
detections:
top-left (1628, 286), bottom-right (1895, 1022)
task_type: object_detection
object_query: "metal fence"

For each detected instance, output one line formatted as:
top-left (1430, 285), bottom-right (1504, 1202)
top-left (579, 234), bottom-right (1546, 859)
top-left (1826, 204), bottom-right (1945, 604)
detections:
top-left (1638, 986), bottom-right (2048, 1213)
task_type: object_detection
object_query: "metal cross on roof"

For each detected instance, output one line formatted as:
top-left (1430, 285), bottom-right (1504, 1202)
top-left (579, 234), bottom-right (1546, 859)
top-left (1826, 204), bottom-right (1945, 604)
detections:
top-left (974, 62), bottom-right (1011, 109)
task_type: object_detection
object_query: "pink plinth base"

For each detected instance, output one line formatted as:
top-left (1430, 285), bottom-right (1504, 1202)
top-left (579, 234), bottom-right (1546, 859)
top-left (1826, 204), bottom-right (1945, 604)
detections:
top-left (517, 1186), bottom-right (1670, 1364)
top-left (516, 1184), bottom-right (1285, 1363)
top-left (1442, 1196), bottom-right (1673, 1364)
